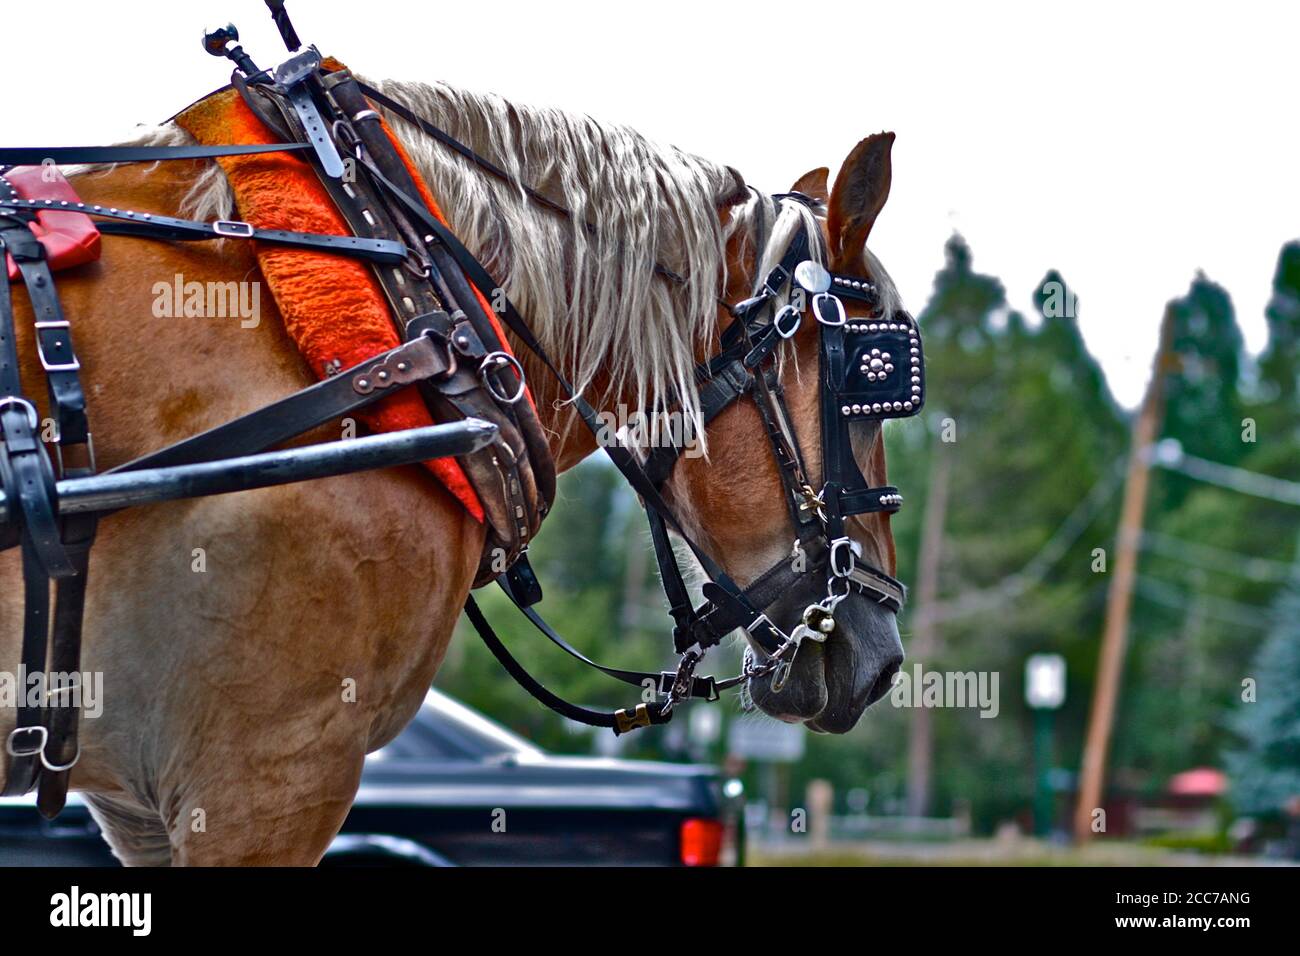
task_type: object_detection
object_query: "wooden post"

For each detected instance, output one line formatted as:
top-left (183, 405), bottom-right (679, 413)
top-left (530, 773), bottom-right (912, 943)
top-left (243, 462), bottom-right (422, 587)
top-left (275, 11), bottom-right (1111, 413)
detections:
top-left (1073, 306), bottom-right (1176, 842)
top-left (906, 439), bottom-right (952, 817)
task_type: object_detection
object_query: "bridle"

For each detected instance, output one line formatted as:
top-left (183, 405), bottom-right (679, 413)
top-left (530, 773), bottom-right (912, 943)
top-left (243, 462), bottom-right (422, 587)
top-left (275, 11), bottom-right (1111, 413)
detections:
top-left (468, 190), bottom-right (926, 733)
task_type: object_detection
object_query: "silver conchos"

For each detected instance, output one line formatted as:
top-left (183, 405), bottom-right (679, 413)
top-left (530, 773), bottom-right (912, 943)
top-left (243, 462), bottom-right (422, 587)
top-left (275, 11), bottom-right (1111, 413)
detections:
top-left (835, 305), bottom-right (925, 422)
top-left (793, 260), bottom-right (832, 295)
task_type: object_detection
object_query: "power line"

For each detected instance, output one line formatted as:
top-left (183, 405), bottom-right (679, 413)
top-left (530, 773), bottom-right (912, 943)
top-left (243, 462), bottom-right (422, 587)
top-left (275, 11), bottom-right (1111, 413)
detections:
top-left (925, 459), bottom-right (1126, 624)
top-left (1141, 530), bottom-right (1300, 584)
top-left (1151, 441), bottom-right (1300, 506)
top-left (1135, 575), bottom-right (1273, 630)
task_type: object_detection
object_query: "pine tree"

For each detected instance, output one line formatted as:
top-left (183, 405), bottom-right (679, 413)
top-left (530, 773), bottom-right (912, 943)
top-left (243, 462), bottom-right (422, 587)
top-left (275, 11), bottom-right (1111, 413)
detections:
top-left (1226, 582), bottom-right (1300, 815)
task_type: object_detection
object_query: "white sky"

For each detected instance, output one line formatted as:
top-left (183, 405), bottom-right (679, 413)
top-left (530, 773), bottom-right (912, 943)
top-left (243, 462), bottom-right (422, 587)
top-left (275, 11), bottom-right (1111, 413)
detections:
top-left (7, 0), bottom-right (1298, 407)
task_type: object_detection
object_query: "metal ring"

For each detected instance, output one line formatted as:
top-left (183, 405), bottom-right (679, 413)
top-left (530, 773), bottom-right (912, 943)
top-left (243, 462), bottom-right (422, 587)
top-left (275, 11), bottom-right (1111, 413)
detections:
top-left (478, 351), bottom-right (527, 404)
top-left (773, 304), bottom-right (802, 339)
top-left (0, 395), bottom-right (39, 431)
top-left (40, 743), bottom-right (80, 775)
top-left (813, 292), bottom-right (846, 327)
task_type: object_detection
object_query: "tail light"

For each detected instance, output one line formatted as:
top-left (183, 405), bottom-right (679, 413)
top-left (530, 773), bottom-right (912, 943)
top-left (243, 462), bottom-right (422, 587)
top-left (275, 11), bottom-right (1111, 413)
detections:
top-left (679, 817), bottom-right (723, 867)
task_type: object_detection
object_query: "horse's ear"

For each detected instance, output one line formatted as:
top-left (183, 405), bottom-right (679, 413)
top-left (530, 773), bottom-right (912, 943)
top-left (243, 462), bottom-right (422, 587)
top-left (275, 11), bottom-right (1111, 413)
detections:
top-left (790, 167), bottom-right (829, 203)
top-left (827, 132), bottom-right (894, 268)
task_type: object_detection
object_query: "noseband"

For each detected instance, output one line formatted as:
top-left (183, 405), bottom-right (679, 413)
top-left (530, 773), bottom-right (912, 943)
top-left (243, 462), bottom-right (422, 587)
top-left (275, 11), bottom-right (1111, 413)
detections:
top-left (473, 193), bottom-right (926, 733)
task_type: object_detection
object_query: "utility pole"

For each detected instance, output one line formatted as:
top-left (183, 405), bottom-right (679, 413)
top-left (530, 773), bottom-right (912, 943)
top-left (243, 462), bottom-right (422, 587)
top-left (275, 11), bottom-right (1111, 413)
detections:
top-left (1073, 306), bottom-right (1177, 842)
top-left (906, 438), bottom-right (952, 817)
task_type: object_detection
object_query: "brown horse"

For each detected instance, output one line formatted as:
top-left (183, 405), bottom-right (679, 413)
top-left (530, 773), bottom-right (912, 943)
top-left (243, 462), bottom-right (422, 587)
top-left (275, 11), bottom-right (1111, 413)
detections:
top-left (0, 76), bottom-right (907, 865)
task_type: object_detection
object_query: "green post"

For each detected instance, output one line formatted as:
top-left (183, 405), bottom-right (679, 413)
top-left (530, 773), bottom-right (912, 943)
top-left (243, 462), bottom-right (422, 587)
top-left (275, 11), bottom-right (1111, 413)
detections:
top-left (1034, 707), bottom-right (1054, 837)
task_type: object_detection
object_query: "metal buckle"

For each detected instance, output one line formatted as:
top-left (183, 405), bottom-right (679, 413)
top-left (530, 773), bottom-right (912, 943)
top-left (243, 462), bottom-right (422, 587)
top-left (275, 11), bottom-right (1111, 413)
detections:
top-left (614, 703), bottom-right (653, 735)
top-left (55, 432), bottom-right (96, 476)
top-left (212, 219), bottom-right (255, 238)
top-left (813, 292), bottom-right (846, 327)
top-left (478, 352), bottom-right (527, 404)
top-left (6, 725), bottom-right (47, 759)
top-left (33, 320), bottom-right (80, 372)
top-left (0, 395), bottom-right (39, 431)
top-left (829, 536), bottom-right (856, 577)
top-left (773, 304), bottom-right (802, 339)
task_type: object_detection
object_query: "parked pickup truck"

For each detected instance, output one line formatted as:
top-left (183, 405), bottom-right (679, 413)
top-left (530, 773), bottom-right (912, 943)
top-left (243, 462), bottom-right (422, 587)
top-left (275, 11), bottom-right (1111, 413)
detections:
top-left (0, 689), bottom-right (724, 867)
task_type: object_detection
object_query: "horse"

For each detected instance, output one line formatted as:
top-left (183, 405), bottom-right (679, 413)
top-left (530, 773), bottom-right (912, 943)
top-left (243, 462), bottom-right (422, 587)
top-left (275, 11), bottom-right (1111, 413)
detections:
top-left (0, 74), bottom-right (908, 865)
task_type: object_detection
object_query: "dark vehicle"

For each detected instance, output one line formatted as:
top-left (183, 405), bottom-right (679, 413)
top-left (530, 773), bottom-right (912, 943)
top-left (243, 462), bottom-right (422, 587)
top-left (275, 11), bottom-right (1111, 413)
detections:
top-left (0, 690), bottom-right (724, 867)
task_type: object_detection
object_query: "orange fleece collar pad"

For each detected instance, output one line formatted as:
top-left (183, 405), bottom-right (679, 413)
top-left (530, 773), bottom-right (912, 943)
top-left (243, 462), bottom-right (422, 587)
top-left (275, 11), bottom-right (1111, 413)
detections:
top-left (176, 88), bottom-right (484, 521)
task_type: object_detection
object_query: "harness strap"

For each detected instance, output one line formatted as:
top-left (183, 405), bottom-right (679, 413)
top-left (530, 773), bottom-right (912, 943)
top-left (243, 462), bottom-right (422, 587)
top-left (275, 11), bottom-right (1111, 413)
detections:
top-left (0, 197), bottom-right (409, 265)
top-left (0, 143), bottom-right (311, 166)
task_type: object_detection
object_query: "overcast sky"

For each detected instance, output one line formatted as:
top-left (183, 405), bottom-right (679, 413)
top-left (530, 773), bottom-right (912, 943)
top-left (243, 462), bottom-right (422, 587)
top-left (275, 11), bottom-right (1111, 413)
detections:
top-left (7, 1), bottom-right (1297, 407)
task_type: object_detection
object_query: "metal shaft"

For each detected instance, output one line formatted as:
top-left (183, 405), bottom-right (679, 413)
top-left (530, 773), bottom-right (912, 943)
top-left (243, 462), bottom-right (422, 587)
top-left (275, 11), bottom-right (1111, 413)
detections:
top-left (0, 420), bottom-right (496, 523)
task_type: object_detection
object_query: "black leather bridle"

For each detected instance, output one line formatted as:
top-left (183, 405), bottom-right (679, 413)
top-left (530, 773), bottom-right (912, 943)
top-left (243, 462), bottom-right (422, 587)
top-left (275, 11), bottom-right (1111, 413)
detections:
top-left (466, 189), bottom-right (926, 733)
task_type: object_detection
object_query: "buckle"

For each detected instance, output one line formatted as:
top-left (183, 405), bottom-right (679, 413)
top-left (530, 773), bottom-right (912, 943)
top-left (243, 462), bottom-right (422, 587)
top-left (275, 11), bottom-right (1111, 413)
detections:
top-left (0, 395), bottom-right (39, 431)
top-left (55, 433), bottom-right (96, 476)
top-left (762, 264), bottom-right (791, 297)
top-left (829, 536), bottom-right (856, 577)
top-left (33, 320), bottom-right (81, 373)
top-left (773, 304), bottom-right (802, 339)
top-left (813, 292), bottom-right (846, 327)
top-left (212, 219), bottom-right (255, 238)
top-left (614, 703), bottom-right (654, 735)
top-left (6, 725), bottom-right (47, 759)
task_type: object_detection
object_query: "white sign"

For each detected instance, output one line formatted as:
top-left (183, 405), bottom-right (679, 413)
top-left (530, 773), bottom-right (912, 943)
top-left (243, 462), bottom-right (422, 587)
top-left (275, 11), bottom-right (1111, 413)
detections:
top-left (1025, 654), bottom-right (1067, 710)
top-left (727, 718), bottom-right (806, 762)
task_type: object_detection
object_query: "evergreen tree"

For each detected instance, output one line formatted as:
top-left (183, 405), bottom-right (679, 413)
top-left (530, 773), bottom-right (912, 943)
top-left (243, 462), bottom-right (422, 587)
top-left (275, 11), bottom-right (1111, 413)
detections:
top-left (1226, 582), bottom-right (1300, 815)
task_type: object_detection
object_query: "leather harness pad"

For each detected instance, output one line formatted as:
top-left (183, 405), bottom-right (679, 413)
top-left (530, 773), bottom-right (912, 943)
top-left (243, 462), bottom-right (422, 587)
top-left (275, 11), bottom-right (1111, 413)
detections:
top-left (175, 88), bottom-right (503, 521)
top-left (3, 166), bottom-right (101, 282)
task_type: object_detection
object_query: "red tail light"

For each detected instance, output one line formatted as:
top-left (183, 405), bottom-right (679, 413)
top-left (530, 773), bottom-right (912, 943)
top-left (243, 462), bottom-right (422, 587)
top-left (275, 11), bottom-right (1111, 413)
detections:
top-left (679, 817), bottom-right (723, 867)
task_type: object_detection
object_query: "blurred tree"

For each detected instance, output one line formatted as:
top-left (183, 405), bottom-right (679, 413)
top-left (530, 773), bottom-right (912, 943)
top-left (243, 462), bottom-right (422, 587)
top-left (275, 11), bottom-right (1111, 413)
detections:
top-left (1225, 581), bottom-right (1300, 815)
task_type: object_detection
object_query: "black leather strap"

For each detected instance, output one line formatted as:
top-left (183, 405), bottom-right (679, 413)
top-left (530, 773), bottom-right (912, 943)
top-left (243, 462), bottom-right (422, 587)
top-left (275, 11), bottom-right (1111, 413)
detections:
top-left (464, 596), bottom-right (672, 735)
top-left (0, 143), bottom-right (311, 166)
top-left (0, 198), bottom-right (409, 265)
